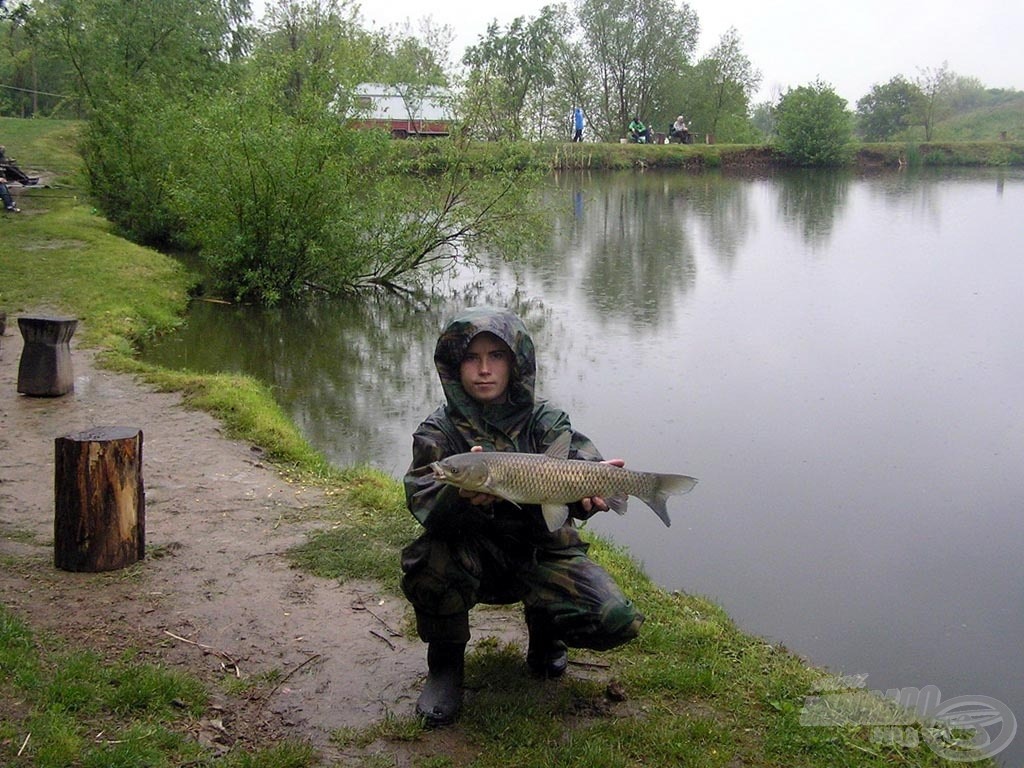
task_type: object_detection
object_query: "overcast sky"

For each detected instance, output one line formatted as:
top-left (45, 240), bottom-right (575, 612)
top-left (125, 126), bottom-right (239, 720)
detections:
top-left (255, 0), bottom-right (1024, 106)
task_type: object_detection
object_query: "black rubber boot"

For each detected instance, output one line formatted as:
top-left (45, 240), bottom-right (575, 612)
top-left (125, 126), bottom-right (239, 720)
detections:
top-left (526, 621), bottom-right (568, 679)
top-left (416, 642), bottom-right (465, 727)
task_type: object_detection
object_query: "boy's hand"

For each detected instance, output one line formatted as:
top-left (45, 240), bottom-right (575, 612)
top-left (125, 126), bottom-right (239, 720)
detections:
top-left (581, 459), bottom-right (625, 513)
top-left (458, 445), bottom-right (500, 506)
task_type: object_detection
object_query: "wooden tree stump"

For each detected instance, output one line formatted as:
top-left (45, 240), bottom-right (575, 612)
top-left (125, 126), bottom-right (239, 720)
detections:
top-left (17, 315), bottom-right (77, 396)
top-left (54, 427), bottom-right (146, 572)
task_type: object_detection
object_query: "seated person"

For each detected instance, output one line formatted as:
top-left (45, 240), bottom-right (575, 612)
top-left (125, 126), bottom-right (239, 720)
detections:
top-left (0, 145), bottom-right (39, 186)
top-left (628, 117), bottom-right (652, 144)
top-left (669, 115), bottom-right (691, 143)
top-left (1, 173), bottom-right (19, 212)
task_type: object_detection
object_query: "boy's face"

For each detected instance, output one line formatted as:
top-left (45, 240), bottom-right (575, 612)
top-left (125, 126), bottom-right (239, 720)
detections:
top-left (460, 333), bottom-right (512, 404)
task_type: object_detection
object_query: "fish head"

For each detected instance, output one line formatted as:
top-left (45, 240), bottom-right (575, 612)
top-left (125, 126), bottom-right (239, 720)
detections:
top-left (431, 453), bottom-right (492, 494)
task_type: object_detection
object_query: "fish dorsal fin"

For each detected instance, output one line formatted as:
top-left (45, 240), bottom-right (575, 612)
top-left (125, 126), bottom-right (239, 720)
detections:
top-left (545, 431), bottom-right (572, 460)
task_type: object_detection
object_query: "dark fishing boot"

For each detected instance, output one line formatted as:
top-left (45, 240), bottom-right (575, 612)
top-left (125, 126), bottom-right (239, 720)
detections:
top-left (416, 642), bottom-right (465, 727)
top-left (526, 621), bottom-right (568, 679)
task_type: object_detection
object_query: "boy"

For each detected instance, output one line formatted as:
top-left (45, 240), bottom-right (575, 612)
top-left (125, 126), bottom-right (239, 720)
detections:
top-left (402, 306), bottom-right (644, 726)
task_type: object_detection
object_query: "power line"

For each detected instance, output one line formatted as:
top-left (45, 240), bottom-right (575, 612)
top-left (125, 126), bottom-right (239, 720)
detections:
top-left (0, 82), bottom-right (74, 99)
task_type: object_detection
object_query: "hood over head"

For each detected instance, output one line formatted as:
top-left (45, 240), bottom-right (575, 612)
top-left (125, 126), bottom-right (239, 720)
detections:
top-left (433, 306), bottom-right (537, 447)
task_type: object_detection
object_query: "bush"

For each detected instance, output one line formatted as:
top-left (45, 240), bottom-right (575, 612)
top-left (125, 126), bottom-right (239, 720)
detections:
top-left (776, 80), bottom-right (854, 166)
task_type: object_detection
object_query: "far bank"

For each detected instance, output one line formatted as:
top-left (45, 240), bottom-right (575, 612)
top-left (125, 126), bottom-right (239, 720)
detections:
top-left (536, 139), bottom-right (1024, 171)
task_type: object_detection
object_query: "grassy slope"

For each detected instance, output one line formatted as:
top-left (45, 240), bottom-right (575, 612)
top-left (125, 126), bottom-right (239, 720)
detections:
top-left (0, 116), bottom-right (994, 768)
top-left (915, 93), bottom-right (1024, 142)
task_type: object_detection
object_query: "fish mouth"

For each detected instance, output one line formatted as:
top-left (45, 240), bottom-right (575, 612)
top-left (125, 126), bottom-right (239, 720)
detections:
top-left (430, 461), bottom-right (446, 481)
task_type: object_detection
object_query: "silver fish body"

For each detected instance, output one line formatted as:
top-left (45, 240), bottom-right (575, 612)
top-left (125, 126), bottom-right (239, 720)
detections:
top-left (430, 432), bottom-right (697, 531)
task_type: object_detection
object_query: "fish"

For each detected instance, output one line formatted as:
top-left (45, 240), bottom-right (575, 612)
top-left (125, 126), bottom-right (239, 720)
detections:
top-left (431, 431), bottom-right (697, 532)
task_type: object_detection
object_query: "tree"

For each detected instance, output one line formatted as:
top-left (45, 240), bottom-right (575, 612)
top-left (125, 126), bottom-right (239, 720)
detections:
top-left (0, 2), bottom-right (42, 116)
top-left (575, 0), bottom-right (699, 141)
top-left (912, 62), bottom-right (955, 141)
top-left (257, 0), bottom-right (374, 113)
top-left (749, 99), bottom-right (777, 141)
top-left (946, 73), bottom-right (987, 112)
top-left (372, 17), bottom-right (452, 125)
top-left (775, 79), bottom-right (853, 167)
top-left (33, 0), bottom-right (237, 240)
top-left (460, 6), bottom-right (568, 141)
top-left (688, 27), bottom-right (760, 141)
top-left (167, 1), bottom-right (547, 303)
top-left (2, 0), bottom-right (112, 118)
top-left (855, 76), bottom-right (923, 141)
top-left (550, 33), bottom-right (592, 139)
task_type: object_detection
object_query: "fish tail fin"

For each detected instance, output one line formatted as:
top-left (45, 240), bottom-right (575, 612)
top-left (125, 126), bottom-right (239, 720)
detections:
top-left (642, 473), bottom-right (698, 528)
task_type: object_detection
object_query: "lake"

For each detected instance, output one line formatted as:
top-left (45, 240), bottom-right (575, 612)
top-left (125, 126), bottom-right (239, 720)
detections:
top-left (144, 166), bottom-right (1024, 764)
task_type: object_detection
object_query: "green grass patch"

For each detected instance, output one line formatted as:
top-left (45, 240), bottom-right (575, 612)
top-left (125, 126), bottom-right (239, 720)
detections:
top-left (286, 466), bottom-right (420, 590)
top-left (0, 604), bottom-right (208, 767)
top-left (0, 117), bottom-right (84, 177)
top-left (0, 604), bottom-right (321, 768)
top-left (1, 118), bottom-right (194, 355)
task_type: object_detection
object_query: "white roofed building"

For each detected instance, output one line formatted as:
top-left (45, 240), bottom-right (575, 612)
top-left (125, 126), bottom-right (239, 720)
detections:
top-left (352, 83), bottom-right (454, 138)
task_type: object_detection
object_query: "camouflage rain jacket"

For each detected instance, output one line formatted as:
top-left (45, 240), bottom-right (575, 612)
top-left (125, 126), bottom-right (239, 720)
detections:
top-left (404, 306), bottom-right (604, 548)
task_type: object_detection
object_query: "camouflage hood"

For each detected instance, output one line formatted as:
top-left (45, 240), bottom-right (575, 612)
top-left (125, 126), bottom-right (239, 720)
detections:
top-left (433, 306), bottom-right (537, 450)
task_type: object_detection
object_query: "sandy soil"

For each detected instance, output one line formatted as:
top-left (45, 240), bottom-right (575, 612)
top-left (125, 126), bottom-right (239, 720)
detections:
top-left (0, 318), bottom-right (528, 764)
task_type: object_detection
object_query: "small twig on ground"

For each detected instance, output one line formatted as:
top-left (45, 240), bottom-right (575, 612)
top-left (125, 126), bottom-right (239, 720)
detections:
top-left (17, 733), bottom-right (30, 756)
top-left (568, 659), bottom-right (611, 669)
top-left (370, 629), bottom-right (397, 650)
top-left (163, 630), bottom-right (241, 676)
top-left (242, 551), bottom-right (285, 560)
top-left (93, 728), bottom-right (157, 744)
top-left (257, 653), bottom-right (323, 714)
top-left (352, 590), bottom-right (403, 637)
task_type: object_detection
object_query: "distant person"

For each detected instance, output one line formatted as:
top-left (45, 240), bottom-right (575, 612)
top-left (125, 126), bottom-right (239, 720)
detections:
top-left (628, 116), bottom-right (651, 144)
top-left (1, 172), bottom-right (19, 213)
top-left (669, 115), bottom-right (691, 144)
top-left (0, 144), bottom-right (39, 186)
top-left (572, 107), bottom-right (585, 142)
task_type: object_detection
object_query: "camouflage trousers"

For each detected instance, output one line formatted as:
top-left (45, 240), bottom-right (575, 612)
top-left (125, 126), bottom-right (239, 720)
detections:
top-left (400, 529), bottom-right (644, 648)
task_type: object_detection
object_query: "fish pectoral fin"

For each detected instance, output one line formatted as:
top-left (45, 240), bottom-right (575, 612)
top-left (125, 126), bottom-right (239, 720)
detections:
top-left (483, 483), bottom-right (520, 508)
top-left (541, 504), bottom-right (570, 532)
top-left (606, 494), bottom-right (628, 516)
top-left (544, 431), bottom-right (573, 460)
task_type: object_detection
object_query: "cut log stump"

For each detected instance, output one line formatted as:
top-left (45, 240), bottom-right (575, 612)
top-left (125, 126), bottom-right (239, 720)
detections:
top-left (54, 427), bottom-right (146, 572)
top-left (17, 315), bottom-right (77, 396)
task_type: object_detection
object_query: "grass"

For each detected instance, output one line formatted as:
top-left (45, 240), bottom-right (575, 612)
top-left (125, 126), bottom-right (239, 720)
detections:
top-left (0, 115), bottom-right (1001, 767)
top-left (0, 604), bottom-right (210, 768)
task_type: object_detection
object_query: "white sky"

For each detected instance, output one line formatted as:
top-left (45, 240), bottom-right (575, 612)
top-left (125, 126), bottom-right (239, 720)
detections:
top-left (254, 0), bottom-right (1024, 106)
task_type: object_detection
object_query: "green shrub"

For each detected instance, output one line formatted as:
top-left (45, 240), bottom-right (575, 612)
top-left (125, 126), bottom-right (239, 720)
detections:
top-left (776, 79), bottom-right (854, 166)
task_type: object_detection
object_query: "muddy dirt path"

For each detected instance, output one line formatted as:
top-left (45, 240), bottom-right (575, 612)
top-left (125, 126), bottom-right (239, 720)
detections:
top-left (0, 320), bottom-right (527, 761)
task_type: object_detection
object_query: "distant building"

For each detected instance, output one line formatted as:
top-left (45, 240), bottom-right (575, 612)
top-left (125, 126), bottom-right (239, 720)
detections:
top-left (352, 83), bottom-right (453, 138)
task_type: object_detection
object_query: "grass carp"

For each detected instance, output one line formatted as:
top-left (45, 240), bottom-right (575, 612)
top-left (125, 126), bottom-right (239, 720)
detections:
top-left (431, 432), bottom-right (697, 532)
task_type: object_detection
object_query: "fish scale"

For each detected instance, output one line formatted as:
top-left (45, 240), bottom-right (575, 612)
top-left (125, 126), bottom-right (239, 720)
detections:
top-left (483, 453), bottom-right (655, 503)
top-left (431, 432), bottom-right (697, 532)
